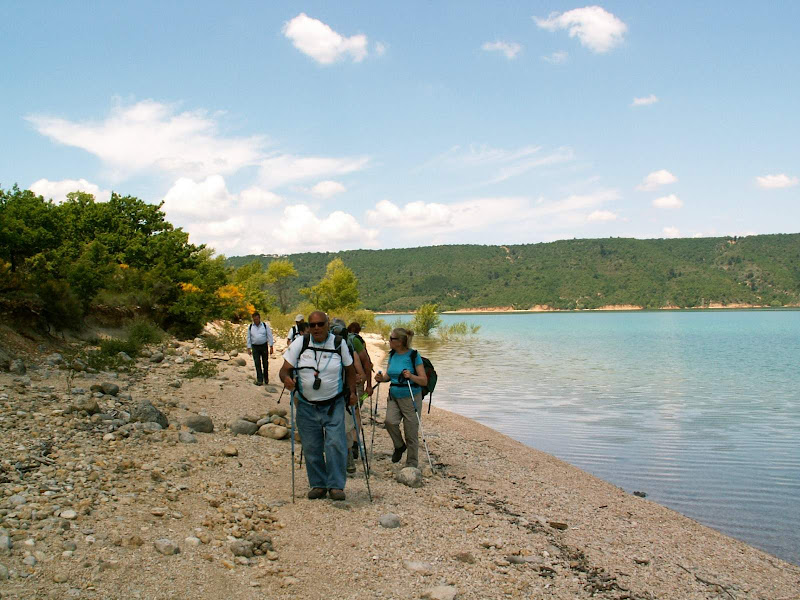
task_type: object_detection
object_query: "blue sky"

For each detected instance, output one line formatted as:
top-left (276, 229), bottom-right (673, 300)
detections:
top-left (2, 2), bottom-right (798, 256)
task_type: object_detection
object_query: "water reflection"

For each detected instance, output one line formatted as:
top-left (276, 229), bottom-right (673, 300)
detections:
top-left (382, 311), bottom-right (800, 565)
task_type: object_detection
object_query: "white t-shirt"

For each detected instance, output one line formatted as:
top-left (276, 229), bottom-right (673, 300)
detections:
top-left (283, 333), bottom-right (353, 402)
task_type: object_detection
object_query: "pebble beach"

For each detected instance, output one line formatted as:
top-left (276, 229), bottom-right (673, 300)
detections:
top-left (1, 329), bottom-right (798, 600)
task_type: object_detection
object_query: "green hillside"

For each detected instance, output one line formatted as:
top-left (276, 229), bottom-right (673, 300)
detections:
top-left (229, 234), bottom-right (800, 311)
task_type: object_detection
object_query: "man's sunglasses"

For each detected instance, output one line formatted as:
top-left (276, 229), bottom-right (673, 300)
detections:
top-left (308, 322), bottom-right (326, 328)
top-left (389, 336), bottom-right (399, 341)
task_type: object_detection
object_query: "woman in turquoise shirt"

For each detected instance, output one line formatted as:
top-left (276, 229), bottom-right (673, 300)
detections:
top-left (375, 328), bottom-right (428, 467)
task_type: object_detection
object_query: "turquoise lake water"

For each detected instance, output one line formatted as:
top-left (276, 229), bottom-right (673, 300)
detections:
top-left (379, 310), bottom-right (800, 565)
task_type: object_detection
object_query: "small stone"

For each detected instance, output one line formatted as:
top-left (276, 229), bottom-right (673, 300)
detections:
top-left (397, 467), bottom-right (423, 488)
top-left (235, 556), bottom-right (250, 565)
top-left (403, 560), bottom-right (433, 574)
top-left (379, 514), bottom-right (403, 528)
top-left (9, 494), bottom-right (26, 506)
top-left (151, 507), bottom-right (167, 517)
top-left (185, 537), bottom-right (201, 547)
top-left (117, 351), bottom-right (133, 363)
top-left (233, 357), bottom-right (246, 366)
top-left (230, 419), bottom-right (258, 435)
top-left (422, 585), bottom-right (458, 600)
top-left (60, 509), bottom-right (78, 520)
top-left (453, 551), bottom-right (475, 564)
top-left (548, 521), bottom-right (568, 531)
top-left (149, 351), bottom-right (165, 363)
top-left (131, 400), bottom-right (168, 428)
top-left (257, 423), bottom-right (289, 440)
top-left (168, 379), bottom-right (182, 388)
top-left (230, 540), bottom-right (255, 558)
top-left (0, 563), bottom-right (9, 580)
top-left (53, 572), bottom-right (69, 583)
top-left (100, 382), bottom-right (120, 396)
top-left (183, 415), bottom-right (214, 433)
top-left (222, 445), bottom-right (239, 457)
top-left (10, 359), bottom-right (26, 375)
top-left (268, 408), bottom-right (288, 418)
top-left (23, 554), bottom-right (37, 567)
top-left (179, 431), bottom-right (198, 444)
top-left (154, 538), bottom-right (179, 555)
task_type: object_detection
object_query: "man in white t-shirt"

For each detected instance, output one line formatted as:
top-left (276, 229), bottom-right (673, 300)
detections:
top-left (286, 314), bottom-right (305, 346)
top-left (279, 311), bottom-right (357, 501)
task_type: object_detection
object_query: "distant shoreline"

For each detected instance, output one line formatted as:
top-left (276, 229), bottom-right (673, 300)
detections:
top-left (376, 303), bottom-right (799, 315)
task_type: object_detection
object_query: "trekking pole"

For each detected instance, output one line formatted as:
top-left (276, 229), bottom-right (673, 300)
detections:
top-left (289, 390), bottom-right (296, 503)
top-left (277, 385), bottom-right (285, 404)
top-left (369, 381), bottom-right (380, 465)
top-left (351, 404), bottom-right (373, 502)
top-left (407, 379), bottom-right (435, 474)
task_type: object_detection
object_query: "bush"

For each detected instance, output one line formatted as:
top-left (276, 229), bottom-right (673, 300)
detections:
top-left (436, 321), bottom-right (480, 342)
top-left (37, 279), bottom-right (83, 330)
top-left (184, 360), bottom-right (218, 379)
top-left (412, 303), bottom-right (442, 337)
top-left (203, 321), bottom-right (246, 353)
top-left (126, 318), bottom-right (164, 346)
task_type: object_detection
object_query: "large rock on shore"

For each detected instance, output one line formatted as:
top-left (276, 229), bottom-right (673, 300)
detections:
top-left (230, 419), bottom-right (258, 435)
top-left (183, 415), bottom-right (214, 433)
top-left (257, 423), bottom-right (288, 440)
top-left (397, 467), bottom-right (423, 488)
top-left (131, 400), bottom-right (168, 429)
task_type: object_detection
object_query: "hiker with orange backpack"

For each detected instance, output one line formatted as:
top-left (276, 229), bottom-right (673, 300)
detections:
top-left (374, 327), bottom-right (427, 468)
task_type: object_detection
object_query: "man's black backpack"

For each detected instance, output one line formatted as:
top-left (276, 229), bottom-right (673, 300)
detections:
top-left (390, 349), bottom-right (438, 413)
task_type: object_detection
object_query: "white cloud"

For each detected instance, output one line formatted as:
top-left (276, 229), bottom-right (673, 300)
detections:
top-left (162, 175), bottom-right (233, 218)
top-left (653, 194), bottom-right (683, 209)
top-left (632, 94), bottom-right (658, 106)
top-left (534, 6), bottom-right (627, 53)
top-left (587, 209), bottom-right (617, 221)
top-left (311, 180), bottom-right (346, 198)
top-left (482, 41), bottom-right (522, 59)
top-left (186, 215), bottom-right (249, 238)
top-left (636, 169), bottom-right (677, 191)
top-left (259, 154), bottom-right (369, 189)
top-left (542, 51), bottom-right (568, 64)
top-left (239, 186), bottom-right (282, 210)
top-left (663, 226), bottom-right (680, 238)
top-left (29, 178), bottom-right (111, 203)
top-left (272, 204), bottom-right (377, 251)
top-left (375, 42), bottom-right (387, 56)
top-left (366, 200), bottom-right (453, 228)
top-left (282, 13), bottom-right (368, 64)
top-left (755, 173), bottom-right (799, 189)
top-left (27, 100), bottom-right (265, 180)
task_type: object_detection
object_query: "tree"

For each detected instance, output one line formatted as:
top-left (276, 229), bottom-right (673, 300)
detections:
top-left (266, 259), bottom-right (298, 313)
top-left (301, 258), bottom-right (359, 313)
top-left (413, 303), bottom-right (442, 336)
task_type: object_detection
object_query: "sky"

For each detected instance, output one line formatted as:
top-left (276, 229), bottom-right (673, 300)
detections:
top-left (2, 1), bottom-right (798, 257)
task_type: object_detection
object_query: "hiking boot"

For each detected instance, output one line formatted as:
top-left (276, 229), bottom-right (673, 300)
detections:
top-left (391, 444), bottom-right (406, 463)
top-left (328, 489), bottom-right (346, 501)
top-left (254, 380), bottom-right (263, 386)
top-left (307, 488), bottom-right (327, 500)
top-left (352, 443), bottom-right (359, 459)
top-left (346, 453), bottom-right (356, 474)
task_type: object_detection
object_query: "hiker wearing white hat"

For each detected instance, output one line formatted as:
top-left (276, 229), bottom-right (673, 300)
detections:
top-left (287, 314), bottom-right (305, 346)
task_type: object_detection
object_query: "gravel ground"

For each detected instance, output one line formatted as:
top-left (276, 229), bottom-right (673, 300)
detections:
top-left (1, 332), bottom-right (798, 600)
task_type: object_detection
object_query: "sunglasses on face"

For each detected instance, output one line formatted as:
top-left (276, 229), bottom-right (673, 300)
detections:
top-left (389, 336), bottom-right (399, 341)
top-left (308, 321), bottom-right (326, 328)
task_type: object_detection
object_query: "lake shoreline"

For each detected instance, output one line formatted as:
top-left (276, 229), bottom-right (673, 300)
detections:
top-left (0, 327), bottom-right (798, 599)
top-left (376, 303), bottom-right (800, 315)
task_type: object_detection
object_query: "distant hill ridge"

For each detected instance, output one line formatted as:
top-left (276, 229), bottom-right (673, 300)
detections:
top-left (228, 234), bottom-right (800, 312)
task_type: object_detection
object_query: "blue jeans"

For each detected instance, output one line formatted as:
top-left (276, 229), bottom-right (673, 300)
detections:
top-left (294, 396), bottom-right (347, 490)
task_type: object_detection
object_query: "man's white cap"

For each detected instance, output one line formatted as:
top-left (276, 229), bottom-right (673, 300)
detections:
top-left (295, 314), bottom-right (304, 321)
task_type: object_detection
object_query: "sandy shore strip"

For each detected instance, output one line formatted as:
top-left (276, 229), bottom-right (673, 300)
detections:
top-left (0, 331), bottom-right (798, 599)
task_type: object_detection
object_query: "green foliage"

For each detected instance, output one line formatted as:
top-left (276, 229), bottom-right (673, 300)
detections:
top-left (265, 259), bottom-right (298, 313)
top-left (437, 321), bottom-right (481, 342)
top-left (412, 303), bottom-right (442, 336)
top-left (126, 318), bottom-right (164, 346)
top-left (203, 321), bottom-right (246, 352)
top-left (184, 360), bottom-right (218, 379)
top-left (230, 234), bottom-right (800, 311)
top-left (300, 258), bottom-right (360, 312)
top-left (232, 260), bottom-right (276, 315)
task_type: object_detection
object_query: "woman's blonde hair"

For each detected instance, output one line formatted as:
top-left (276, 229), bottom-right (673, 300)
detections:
top-left (391, 327), bottom-right (414, 349)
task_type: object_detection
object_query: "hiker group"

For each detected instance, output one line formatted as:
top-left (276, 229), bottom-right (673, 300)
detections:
top-left (250, 310), bottom-right (436, 502)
